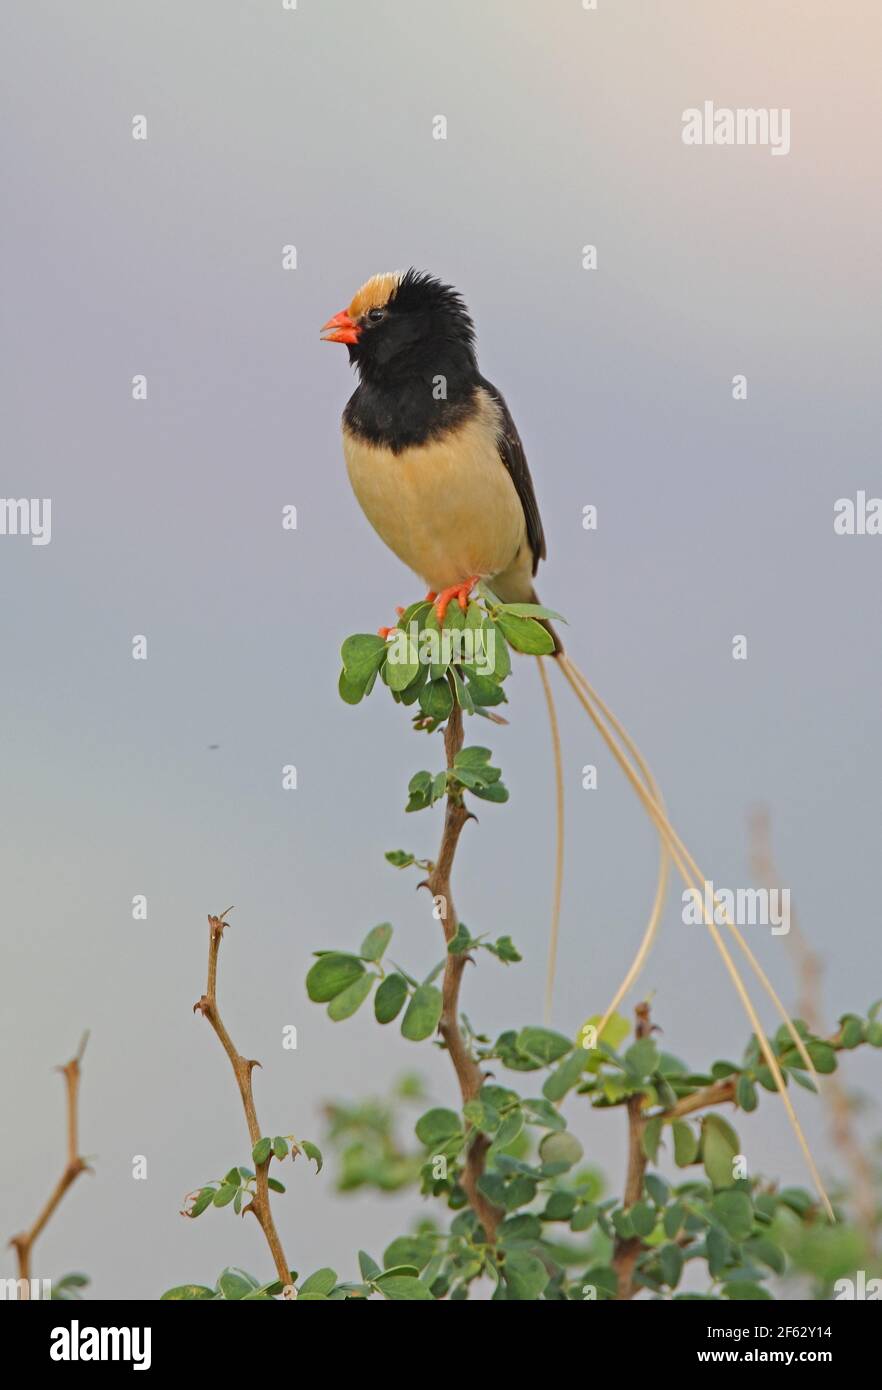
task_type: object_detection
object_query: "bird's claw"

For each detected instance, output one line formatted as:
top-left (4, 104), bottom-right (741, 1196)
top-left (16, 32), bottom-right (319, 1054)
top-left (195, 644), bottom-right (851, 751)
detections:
top-left (434, 577), bottom-right (478, 622)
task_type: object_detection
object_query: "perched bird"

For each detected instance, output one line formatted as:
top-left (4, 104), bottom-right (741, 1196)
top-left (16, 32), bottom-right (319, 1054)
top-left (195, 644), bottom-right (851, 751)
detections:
top-left (322, 269), bottom-right (833, 1218)
top-left (321, 269), bottom-right (560, 646)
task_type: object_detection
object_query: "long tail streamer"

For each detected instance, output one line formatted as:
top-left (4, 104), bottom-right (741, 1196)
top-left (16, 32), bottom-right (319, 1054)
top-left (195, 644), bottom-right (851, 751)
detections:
top-left (550, 651), bottom-right (833, 1220)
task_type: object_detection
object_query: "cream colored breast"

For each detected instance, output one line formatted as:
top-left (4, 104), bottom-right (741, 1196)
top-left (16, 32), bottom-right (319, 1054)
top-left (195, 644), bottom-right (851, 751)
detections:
top-left (343, 389), bottom-right (526, 592)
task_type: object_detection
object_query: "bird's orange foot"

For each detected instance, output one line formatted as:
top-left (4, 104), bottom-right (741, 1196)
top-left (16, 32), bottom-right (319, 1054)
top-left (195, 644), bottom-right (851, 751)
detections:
top-left (378, 606), bottom-right (406, 640)
top-left (434, 577), bottom-right (478, 622)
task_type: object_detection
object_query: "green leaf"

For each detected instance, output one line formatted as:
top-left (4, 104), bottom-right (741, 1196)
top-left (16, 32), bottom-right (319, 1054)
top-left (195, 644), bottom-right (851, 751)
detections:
top-left (415, 1108), bottom-right (462, 1147)
top-left (384, 630), bottom-right (421, 690)
top-left (327, 971), bottom-right (375, 1021)
top-left (659, 1243), bottom-right (684, 1288)
top-left (470, 779), bottom-right (509, 804)
top-left (374, 973), bottom-right (409, 1024)
top-left (299, 1268), bottom-right (337, 1296)
top-left (663, 1202), bottom-right (685, 1238)
top-left (212, 1185), bottom-right (237, 1209)
top-left (300, 1140), bottom-right (323, 1173)
top-left (645, 1173), bottom-right (669, 1207)
top-left (400, 984), bottom-right (443, 1041)
top-left (450, 665), bottom-right (474, 712)
top-left (491, 1110), bottom-right (525, 1150)
top-left (522, 1097), bottom-right (566, 1130)
top-left (484, 618), bottom-right (511, 681)
top-left (500, 1213), bottom-right (543, 1244)
top-left (383, 1235), bottom-right (434, 1271)
top-left (642, 1116), bottom-right (663, 1162)
top-left (306, 952), bottom-right (365, 1003)
top-left (464, 1098), bottom-right (500, 1133)
top-left (187, 1187), bottom-right (216, 1218)
top-left (358, 1250), bottom-right (381, 1281)
top-left (454, 745), bottom-right (492, 767)
top-left (464, 670), bottom-right (507, 706)
top-left (447, 922), bottom-right (472, 954)
top-left (539, 1130), bottom-right (583, 1170)
top-left (272, 1136), bottom-right (289, 1161)
top-left (724, 1281), bottom-right (772, 1301)
top-left (374, 1275), bottom-right (434, 1301)
top-left (736, 1073), bottom-right (758, 1112)
top-left (837, 1014), bottom-right (865, 1050)
top-left (672, 1120), bottom-right (699, 1167)
top-left (702, 1114), bottom-right (741, 1189)
top-left (501, 1175), bottom-right (538, 1210)
top-left (778, 1187), bottom-right (814, 1216)
top-left (712, 1190), bottom-right (754, 1241)
top-left (706, 1226), bottom-right (730, 1278)
top-left (612, 1208), bottom-right (635, 1240)
top-left (252, 1137), bottom-right (272, 1166)
top-left (570, 1203), bottom-right (598, 1233)
top-left (495, 612), bottom-right (555, 656)
top-left (488, 935), bottom-right (522, 964)
top-left (624, 1038), bottom-right (660, 1079)
top-left (339, 667), bottom-right (368, 705)
top-left (385, 850), bottom-right (415, 869)
top-left (405, 769), bottom-right (434, 813)
top-left (517, 1027), bottom-right (573, 1067)
top-left (505, 1251), bottom-right (549, 1300)
top-left (630, 1201), bottom-right (656, 1237)
top-left (360, 923), bottom-right (393, 961)
top-left (496, 602), bottom-right (565, 622)
top-left (746, 1236), bottom-right (786, 1274)
top-left (543, 1191), bottom-right (577, 1221)
top-left (419, 677), bottom-right (454, 721)
top-left (579, 1010), bottom-right (630, 1053)
top-left (267, 1177), bottom-right (285, 1193)
top-left (340, 633), bottom-right (386, 693)
top-left (397, 664), bottom-right (428, 704)
top-left (160, 1284), bottom-right (216, 1300)
top-left (807, 1042), bottom-right (837, 1074)
top-left (217, 1268), bottom-right (260, 1300)
top-left (543, 1049), bottom-right (586, 1102)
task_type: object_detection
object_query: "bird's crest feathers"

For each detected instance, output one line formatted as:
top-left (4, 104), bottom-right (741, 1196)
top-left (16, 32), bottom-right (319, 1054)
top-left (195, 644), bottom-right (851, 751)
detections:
top-left (347, 271), bottom-right (403, 319)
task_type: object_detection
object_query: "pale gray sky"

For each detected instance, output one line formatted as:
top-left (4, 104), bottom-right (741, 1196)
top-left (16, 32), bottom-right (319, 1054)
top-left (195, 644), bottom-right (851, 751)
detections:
top-left (2, 0), bottom-right (880, 1298)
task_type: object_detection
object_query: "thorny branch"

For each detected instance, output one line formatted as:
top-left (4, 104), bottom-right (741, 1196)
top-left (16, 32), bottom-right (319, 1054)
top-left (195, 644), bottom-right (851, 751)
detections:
top-left (423, 703), bottom-right (503, 1244)
top-left (193, 910), bottom-right (294, 1295)
top-left (9, 1032), bottom-right (90, 1294)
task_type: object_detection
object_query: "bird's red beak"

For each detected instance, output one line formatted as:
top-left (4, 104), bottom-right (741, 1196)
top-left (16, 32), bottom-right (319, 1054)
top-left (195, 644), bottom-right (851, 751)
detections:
top-left (320, 309), bottom-right (360, 345)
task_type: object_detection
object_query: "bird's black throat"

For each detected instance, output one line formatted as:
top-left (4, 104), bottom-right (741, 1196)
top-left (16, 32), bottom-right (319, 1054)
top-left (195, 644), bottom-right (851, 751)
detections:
top-left (343, 355), bottom-right (481, 453)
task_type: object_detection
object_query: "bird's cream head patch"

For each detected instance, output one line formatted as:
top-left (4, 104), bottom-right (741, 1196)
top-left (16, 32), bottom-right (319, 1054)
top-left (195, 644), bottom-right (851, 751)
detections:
top-left (348, 271), bottom-right (402, 320)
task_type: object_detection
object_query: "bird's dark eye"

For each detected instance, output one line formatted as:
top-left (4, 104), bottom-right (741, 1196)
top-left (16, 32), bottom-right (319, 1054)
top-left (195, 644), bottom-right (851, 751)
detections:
top-left (367, 307), bottom-right (386, 323)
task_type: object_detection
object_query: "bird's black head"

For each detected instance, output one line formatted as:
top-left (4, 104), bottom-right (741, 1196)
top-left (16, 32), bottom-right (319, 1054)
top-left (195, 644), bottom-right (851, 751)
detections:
top-left (321, 269), bottom-right (477, 385)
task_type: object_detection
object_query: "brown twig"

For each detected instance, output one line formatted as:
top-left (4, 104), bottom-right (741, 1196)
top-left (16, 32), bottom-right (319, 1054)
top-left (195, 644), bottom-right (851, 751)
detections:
top-left (9, 1032), bottom-right (90, 1295)
top-left (748, 806), bottom-right (879, 1249)
top-left (612, 1002), bottom-right (652, 1299)
top-left (422, 703), bottom-right (502, 1243)
top-left (193, 910), bottom-right (294, 1295)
